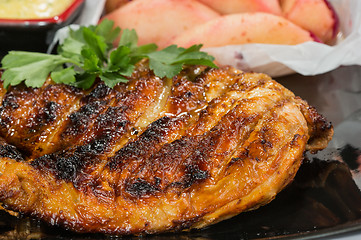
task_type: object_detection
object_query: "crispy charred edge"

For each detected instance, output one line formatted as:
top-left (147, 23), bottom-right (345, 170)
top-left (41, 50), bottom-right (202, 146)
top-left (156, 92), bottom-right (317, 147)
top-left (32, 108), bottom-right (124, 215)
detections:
top-left (60, 67), bottom-right (163, 139)
top-left (57, 84), bottom-right (125, 150)
top-left (30, 134), bottom-right (120, 183)
top-left (0, 138), bottom-right (24, 161)
top-left (296, 97), bottom-right (333, 152)
top-left (0, 82), bottom-right (84, 157)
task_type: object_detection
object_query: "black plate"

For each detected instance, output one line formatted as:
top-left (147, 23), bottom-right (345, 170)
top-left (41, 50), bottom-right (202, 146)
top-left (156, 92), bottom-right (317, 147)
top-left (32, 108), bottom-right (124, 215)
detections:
top-left (1, 66), bottom-right (361, 239)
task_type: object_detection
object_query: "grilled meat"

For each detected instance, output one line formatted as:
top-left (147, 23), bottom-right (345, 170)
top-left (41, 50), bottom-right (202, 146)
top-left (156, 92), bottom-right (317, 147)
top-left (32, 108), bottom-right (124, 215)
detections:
top-left (0, 64), bottom-right (333, 234)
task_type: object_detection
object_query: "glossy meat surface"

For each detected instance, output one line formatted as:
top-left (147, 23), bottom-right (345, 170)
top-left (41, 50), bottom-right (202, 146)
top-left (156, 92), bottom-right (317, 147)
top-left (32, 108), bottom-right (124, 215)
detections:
top-left (0, 64), bottom-right (333, 234)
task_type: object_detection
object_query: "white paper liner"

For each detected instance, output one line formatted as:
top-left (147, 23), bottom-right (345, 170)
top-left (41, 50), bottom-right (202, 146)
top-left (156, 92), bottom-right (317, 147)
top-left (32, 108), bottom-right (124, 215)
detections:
top-left (204, 0), bottom-right (361, 77)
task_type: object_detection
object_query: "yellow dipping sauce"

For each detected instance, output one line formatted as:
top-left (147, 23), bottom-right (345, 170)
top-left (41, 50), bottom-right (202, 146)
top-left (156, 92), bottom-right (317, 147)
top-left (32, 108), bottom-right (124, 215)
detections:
top-left (0, 0), bottom-right (75, 19)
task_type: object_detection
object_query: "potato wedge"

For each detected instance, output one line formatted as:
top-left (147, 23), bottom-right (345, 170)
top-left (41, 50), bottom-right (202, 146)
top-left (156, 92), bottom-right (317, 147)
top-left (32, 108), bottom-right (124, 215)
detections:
top-left (280, 0), bottom-right (338, 43)
top-left (198, 0), bottom-right (282, 15)
top-left (103, 0), bottom-right (220, 48)
top-left (171, 13), bottom-right (314, 48)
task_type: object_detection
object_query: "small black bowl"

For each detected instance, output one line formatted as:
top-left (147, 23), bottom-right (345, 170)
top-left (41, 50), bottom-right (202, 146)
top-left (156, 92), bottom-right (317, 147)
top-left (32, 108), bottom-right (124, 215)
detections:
top-left (0, 0), bottom-right (85, 57)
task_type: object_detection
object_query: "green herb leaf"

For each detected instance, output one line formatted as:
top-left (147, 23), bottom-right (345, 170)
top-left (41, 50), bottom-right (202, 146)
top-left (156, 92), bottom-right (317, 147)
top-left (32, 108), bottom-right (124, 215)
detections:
top-left (146, 45), bottom-right (217, 78)
top-left (100, 72), bottom-right (129, 88)
top-left (95, 20), bottom-right (121, 45)
top-left (107, 46), bottom-right (132, 72)
top-left (0, 19), bottom-right (217, 90)
top-left (81, 47), bottom-right (102, 73)
top-left (71, 72), bottom-right (97, 89)
top-left (82, 27), bottom-right (108, 62)
top-left (51, 67), bottom-right (76, 84)
top-left (118, 29), bottom-right (138, 50)
top-left (1, 51), bottom-right (71, 89)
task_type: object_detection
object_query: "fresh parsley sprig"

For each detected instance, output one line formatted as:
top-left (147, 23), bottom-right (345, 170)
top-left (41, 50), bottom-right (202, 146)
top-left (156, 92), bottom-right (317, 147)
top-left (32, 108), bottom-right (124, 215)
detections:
top-left (0, 19), bottom-right (217, 89)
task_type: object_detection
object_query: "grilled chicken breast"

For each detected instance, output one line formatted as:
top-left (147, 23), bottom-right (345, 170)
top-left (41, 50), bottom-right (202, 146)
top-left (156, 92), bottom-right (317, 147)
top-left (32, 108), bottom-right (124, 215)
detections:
top-left (0, 63), bottom-right (333, 235)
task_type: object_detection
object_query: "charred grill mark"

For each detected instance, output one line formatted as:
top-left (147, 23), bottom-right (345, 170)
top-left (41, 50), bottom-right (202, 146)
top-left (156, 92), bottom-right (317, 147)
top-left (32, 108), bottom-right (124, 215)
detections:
top-left (31, 106), bottom-right (132, 184)
top-left (124, 112), bottom-right (258, 193)
top-left (106, 116), bottom-right (191, 198)
top-left (1, 93), bottom-right (19, 109)
top-left (25, 101), bottom-right (61, 134)
top-left (115, 136), bottom-right (201, 196)
top-left (31, 135), bottom-right (113, 183)
top-left (24, 85), bottom-right (80, 131)
top-left (80, 82), bottom-right (117, 104)
top-left (0, 140), bottom-right (24, 161)
top-left (80, 77), bottom-right (162, 149)
top-left (177, 111), bottom-right (260, 187)
top-left (125, 178), bottom-right (161, 197)
top-left (230, 157), bottom-right (242, 164)
top-left (60, 83), bottom-right (119, 141)
top-left (63, 101), bottom-right (107, 136)
top-left (30, 100), bottom-right (133, 184)
top-left (42, 101), bottom-right (59, 123)
top-left (77, 135), bottom-right (113, 156)
top-left (260, 139), bottom-right (273, 149)
top-left (143, 136), bottom-right (201, 188)
top-left (183, 164), bottom-right (209, 188)
top-left (108, 115), bottom-right (188, 171)
top-left (55, 155), bottom-right (81, 181)
top-left (290, 134), bottom-right (302, 147)
top-left (92, 106), bottom-right (130, 138)
top-left (66, 102), bottom-right (104, 135)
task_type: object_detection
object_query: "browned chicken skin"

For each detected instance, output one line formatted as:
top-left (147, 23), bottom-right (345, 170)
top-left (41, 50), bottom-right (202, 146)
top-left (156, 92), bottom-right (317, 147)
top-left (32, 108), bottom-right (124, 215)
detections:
top-left (0, 64), bottom-right (333, 234)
